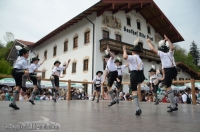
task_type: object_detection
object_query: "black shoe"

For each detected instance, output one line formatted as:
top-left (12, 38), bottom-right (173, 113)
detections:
top-left (97, 100), bottom-right (99, 103)
top-left (21, 87), bottom-right (27, 92)
top-left (53, 98), bottom-right (56, 102)
top-left (29, 100), bottom-right (35, 105)
top-left (9, 103), bottom-right (20, 110)
top-left (108, 101), bottom-right (116, 106)
top-left (135, 109), bottom-right (142, 116)
top-left (167, 106), bottom-right (178, 112)
top-left (154, 102), bottom-right (159, 105)
top-left (167, 103), bottom-right (178, 108)
top-left (116, 100), bottom-right (119, 104)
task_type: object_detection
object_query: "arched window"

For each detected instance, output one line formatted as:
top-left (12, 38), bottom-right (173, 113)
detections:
top-left (115, 31), bottom-right (122, 42)
top-left (83, 56), bottom-right (89, 71)
top-left (126, 15), bottom-right (131, 26)
top-left (147, 24), bottom-right (151, 34)
top-left (72, 60), bottom-right (77, 73)
top-left (84, 28), bottom-right (90, 44)
top-left (136, 19), bottom-right (141, 30)
top-left (44, 50), bottom-right (47, 59)
top-left (73, 34), bottom-right (78, 49)
top-left (101, 27), bottom-right (110, 39)
top-left (64, 38), bottom-right (68, 52)
top-left (53, 45), bottom-right (57, 57)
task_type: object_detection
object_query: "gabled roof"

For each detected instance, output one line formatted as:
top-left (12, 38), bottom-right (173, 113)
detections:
top-left (16, 39), bottom-right (35, 47)
top-left (34, 0), bottom-right (184, 47)
top-left (176, 62), bottom-right (200, 79)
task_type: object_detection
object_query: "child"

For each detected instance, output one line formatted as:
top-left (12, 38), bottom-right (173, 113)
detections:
top-left (92, 70), bottom-right (103, 103)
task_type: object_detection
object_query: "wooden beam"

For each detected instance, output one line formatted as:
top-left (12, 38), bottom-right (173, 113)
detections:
top-left (136, 3), bottom-right (151, 12)
top-left (112, 3), bottom-right (128, 14)
top-left (156, 25), bottom-right (172, 32)
top-left (170, 35), bottom-right (180, 40)
top-left (146, 14), bottom-right (163, 23)
top-left (97, 4), bottom-right (112, 17)
top-left (102, 0), bottom-right (153, 4)
top-left (125, 4), bottom-right (140, 13)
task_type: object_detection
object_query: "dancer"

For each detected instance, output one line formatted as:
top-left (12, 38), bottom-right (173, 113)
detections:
top-left (29, 56), bottom-right (46, 105)
top-left (123, 38), bottom-right (145, 115)
top-left (103, 45), bottom-right (118, 106)
top-left (92, 70), bottom-right (103, 103)
top-left (9, 46), bottom-right (29, 110)
top-left (149, 65), bottom-right (159, 105)
top-left (114, 57), bottom-right (128, 103)
top-left (51, 59), bottom-right (71, 102)
top-left (147, 35), bottom-right (178, 112)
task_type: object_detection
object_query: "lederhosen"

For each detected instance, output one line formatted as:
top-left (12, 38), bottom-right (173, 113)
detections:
top-left (116, 66), bottom-right (123, 89)
top-left (107, 66), bottom-right (118, 87)
top-left (12, 58), bottom-right (26, 87)
top-left (163, 55), bottom-right (177, 88)
top-left (130, 57), bottom-right (145, 91)
top-left (151, 75), bottom-right (158, 94)
top-left (51, 69), bottom-right (60, 87)
top-left (94, 78), bottom-right (101, 92)
top-left (29, 72), bottom-right (37, 85)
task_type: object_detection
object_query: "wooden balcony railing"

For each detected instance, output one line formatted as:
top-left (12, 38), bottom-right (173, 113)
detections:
top-left (99, 38), bottom-right (160, 63)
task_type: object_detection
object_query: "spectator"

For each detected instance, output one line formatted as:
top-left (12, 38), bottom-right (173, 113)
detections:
top-left (19, 92), bottom-right (25, 101)
top-left (182, 87), bottom-right (191, 104)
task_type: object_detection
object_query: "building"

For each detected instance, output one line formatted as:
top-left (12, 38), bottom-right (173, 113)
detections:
top-left (8, 0), bottom-right (189, 95)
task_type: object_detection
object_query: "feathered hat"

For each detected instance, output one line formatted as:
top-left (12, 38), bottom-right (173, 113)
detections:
top-left (131, 38), bottom-right (143, 52)
top-left (96, 70), bottom-right (103, 75)
top-left (158, 40), bottom-right (169, 53)
top-left (114, 56), bottom-right (122, 63)
top-left (149, 65), bottom-right (156, 72)
top-left (54, 58), bottom-right (61, 65)
top-left (15, 45), bottom-right (29, 56)
top-left (30, 57), bottom-right (40, 63)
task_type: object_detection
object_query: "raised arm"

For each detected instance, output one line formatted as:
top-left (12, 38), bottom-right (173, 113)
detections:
top-left (64, 59), bottom-right (71, 69)
top-left (123, 45), bottom-right (128, 60)
top-left (147, 38), bottom-right (158, 54)
top-left (40, 56), bottom-right (46, 65)
top-left (164, 34), bottom-right (174, 51)
top-left (107, 45), bottom-right (114, 59)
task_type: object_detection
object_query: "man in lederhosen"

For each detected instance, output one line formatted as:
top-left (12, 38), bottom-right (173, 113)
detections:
top-left (149, 65), bottom-right (159, 105)
top-left (92, 70), bottom-right (103, 103)
top-left (123, 38), bottom-right (145, 116)
top-left (147, 35), bottom-right (178, 112)
top-left (114, 58), bottom-right (128, 103)
top-left (29, 57), bottom-right (46, 105)
top-left (51, 59), bottom-right (71, 102)
top-left (103, 45), bottom-right (118, 106)
top-left (9, 46), bottom-right (29, 110)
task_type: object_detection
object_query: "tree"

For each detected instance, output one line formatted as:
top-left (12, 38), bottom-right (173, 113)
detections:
top-left (189, 41), bottom-right (200, 66)
top-left (0, 58), bottom-right (13, 75)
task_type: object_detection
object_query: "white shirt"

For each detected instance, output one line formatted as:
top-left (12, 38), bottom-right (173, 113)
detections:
top-left (182, 93), bottom-right (188, 102)
top-left (93, 76), bottom-right (102, 84)
top-left (150, 74), bottom-right (157, 83)
top-left (105, 57), bottom-right (117, 72)
top-left (116, 65), bottom-right (126, 76)
top-left (14, 56), bottom-right (29, 69)
top-left (127, 55), bottom-right (144, 71)
top-left (158, 50), bottom-right (176, 68)
top-left (52, 66), bottom-right (65, 75)
top-left (29, 63), bottom-right (40, 74)
top-left (19, 95), bottom-right (24, 101)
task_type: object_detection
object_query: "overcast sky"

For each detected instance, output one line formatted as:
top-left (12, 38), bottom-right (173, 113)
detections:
top-left (0, 0), bottom-right (199, 51)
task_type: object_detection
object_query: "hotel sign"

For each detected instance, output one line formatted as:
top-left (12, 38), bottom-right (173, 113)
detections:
top-left (124, 26), bottom-right (153, 41)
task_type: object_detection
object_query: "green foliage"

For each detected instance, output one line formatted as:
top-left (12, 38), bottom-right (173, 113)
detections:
top-left (0, 58), bottom-right (12, 75)
top-left (189, 41), bottom-right (200, 66)
top-left (174, 44), bottom-right (200, 72)
top-left (0, 41), bottom-right (14, 59)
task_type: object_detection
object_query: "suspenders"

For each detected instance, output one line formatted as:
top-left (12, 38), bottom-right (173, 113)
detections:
top-left (134, 56), bottom-right (143, 70)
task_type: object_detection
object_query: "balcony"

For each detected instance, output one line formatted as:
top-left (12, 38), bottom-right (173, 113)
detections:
top-left (99, 38), bottom-right (160, 63)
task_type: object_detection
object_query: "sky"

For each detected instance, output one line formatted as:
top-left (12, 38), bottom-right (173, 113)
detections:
top-left (0, 0), bottom-right (199, 51)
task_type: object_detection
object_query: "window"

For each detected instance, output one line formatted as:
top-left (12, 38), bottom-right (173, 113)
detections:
top-left (179, 78), bottom-right (184, 80)
top-left (103, 30), bottom-right (109, 39)
top-left (147, 26), bottom-right (151, 34)
top-left (137, 20), bottom-right (141, 30)
top-left (84, 31), bottom-right (90, 44)
top-left (53, 46), bottom-right (57, 56)
top-left (63, 68), bottom-right (66, 74)
top-left (185, 78), bottom-right (190, 80)
top-left (72, 62), bottom-right (76, 73)
top-left (64, 41), bottom-right (68, 52)
top-left (138, 42), bottom-right (143, 49)
top-left (116, 34), bottom-right (121, 41)
top-left (83, 59), bottom-right (88, 71)
top-left (42, 72), bottom-right (45, 78)
top-left (44, 51), bottom-right (47, 59)
top-left (73, 37), bottom-right (78, 48)
top-left (37, 53), bottom-right (39, 58)
top-left (126, 17), bottom-right (131, 26)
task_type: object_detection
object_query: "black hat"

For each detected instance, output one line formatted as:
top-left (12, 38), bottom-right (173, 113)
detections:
top-left (114, 59), bottom-right (120, 63)
top-left (104, 54), bottom-right (110, 58)
top-left (19, 48), bottom-right (29, 56)
top-left (158, 46), bottom-right (169, 53)
top-left (131, 44), bottom-right (143, 53)
top-left (54, 60), bottom-right (61, 65)
top-left (195, 87), bottom-right (199, 90)
top-left (96, 71), bottom-right (103, 75)
top-left (31, 57), bottom-right (40, 63)
top-left (149, 68), bottom-right (156, 72)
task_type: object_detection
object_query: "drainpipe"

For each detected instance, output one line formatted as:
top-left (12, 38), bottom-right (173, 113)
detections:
top-left (85, 16), bottom-right (95, 94)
